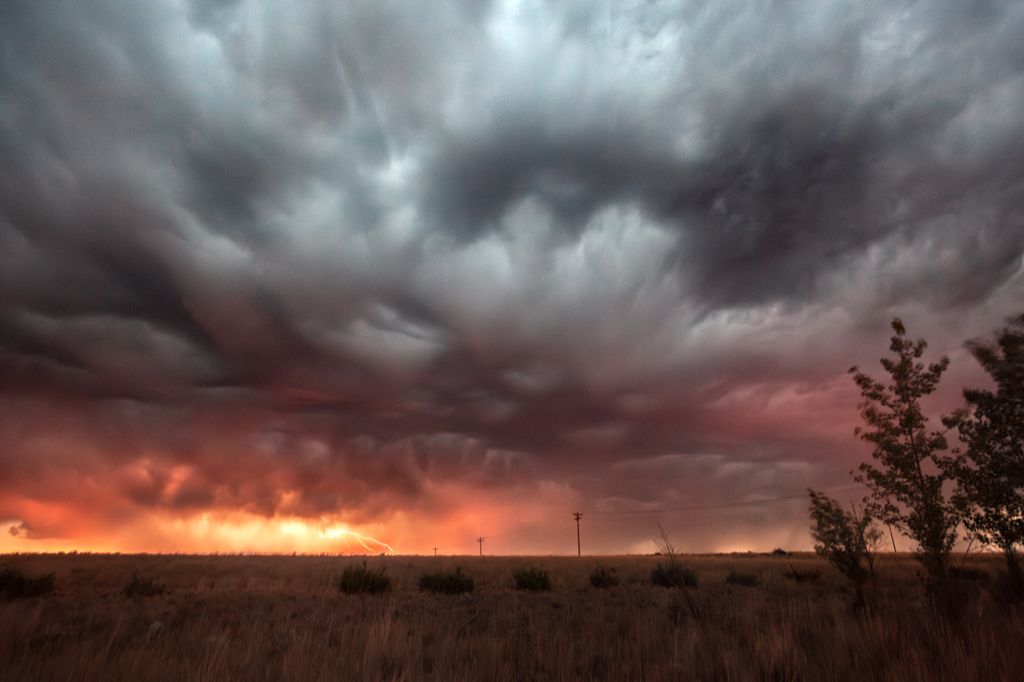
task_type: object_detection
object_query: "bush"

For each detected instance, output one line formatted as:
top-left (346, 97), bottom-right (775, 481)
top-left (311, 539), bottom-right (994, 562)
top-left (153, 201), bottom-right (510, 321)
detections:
top-left (725, 570), bottom-right (760, 587)
top-left (589, 567), bottom-right (619, 588)
top-left (0, 567), bottom-right (55, 599)
top-left (124, 572), bottom-right (166, 598)
top-left (514, 567), bottom-right (551, 591)
top-left (781, 566), bottom-right (822, 583)
top-left (771, 548), bottom-right (788, 556)
top-left (651, 562), bottom-right (697, 588)
top-left (338, 562), bottom-right (391, 594)
top-left (419, 567), bottom-right (474, 595)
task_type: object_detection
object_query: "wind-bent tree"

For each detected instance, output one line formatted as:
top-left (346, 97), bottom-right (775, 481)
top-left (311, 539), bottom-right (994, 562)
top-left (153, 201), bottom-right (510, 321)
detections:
top-left (849, 319), bottom-right (960, 601)
top-left (948, 314), bottom-right (1024, 596)
top-left (808, 489), bottom-right (876, 608)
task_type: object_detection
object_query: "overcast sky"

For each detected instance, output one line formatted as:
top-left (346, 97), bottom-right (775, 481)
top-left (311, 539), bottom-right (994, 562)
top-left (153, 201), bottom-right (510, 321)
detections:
top-left (2, 0), bottom-right (1023, 554)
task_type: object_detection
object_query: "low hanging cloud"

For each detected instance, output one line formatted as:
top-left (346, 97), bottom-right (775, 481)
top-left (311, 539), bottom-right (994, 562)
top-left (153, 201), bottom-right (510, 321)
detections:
top-left (1, 0), bottom-right (1022, 553)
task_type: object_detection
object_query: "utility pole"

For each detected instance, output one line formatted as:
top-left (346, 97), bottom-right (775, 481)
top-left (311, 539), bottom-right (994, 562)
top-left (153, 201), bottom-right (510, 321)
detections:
top-left (477, 537), bottom-right (484, 556)
top-left (433, 547), bottom-right (438, 557)
top-left (573, 512), bottom-right (583, 556)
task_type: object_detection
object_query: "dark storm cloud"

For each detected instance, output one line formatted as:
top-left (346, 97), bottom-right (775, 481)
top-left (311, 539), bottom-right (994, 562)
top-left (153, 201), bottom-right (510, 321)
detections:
top-left (1, 0), bottom-right (1023, 549)
top-left (423, 0), bottom-right (1024, 309)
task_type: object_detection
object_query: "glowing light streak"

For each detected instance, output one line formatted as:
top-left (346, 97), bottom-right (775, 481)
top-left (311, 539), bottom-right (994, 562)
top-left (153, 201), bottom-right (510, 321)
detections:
top-left (320, 525), bottom-right (395, 553)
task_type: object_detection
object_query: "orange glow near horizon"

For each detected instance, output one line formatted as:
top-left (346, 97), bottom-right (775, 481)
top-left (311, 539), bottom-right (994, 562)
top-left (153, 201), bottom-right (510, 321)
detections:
top-left (0, 509), bottom-right (822, 557)
top-left (1, 473), bottom-right (832, 555)
top-left (0, 510), bottom-right (396, 555)
top-left (0, 480), bottom-right (560, 555)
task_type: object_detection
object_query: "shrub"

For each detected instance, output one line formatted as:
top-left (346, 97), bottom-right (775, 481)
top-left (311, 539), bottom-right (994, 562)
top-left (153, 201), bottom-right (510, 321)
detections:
top-left (781, 566), bottom-right (822, 583)
top-left (651, 562), bottom-right (697, 588)
top-left (725, 570), bottom-right (760, 587)
top-left (808, 489), bottom-right (879, 608)
top-left (124, 572), bottom-right (166, 598)
top-left (514, 567), bottom-right (551, 592)
top-left (419, 567), bottom-right (474, 595)
top-left (771, 548), bottom-right (788, 557)
top-left (589, 567), bottom-right (619, 588)
top-left (338, 562), bottom-right (391, 594)
top-left (0, 567), bottom-right (55, 599)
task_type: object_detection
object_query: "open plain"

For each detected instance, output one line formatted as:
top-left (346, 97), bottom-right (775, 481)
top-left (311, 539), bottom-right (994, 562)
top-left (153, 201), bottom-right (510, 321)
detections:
top-left (1, 553), bottom-right (1020, 681)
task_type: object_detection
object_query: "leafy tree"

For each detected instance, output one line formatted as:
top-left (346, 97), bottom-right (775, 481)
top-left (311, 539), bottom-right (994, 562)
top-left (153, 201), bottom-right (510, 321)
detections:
top-left (849, 318), bottom-right (960, 601)
top-left (808, 489), bottom-right (875, 608)
top-left (947, 314), bottom-right (1024, 596)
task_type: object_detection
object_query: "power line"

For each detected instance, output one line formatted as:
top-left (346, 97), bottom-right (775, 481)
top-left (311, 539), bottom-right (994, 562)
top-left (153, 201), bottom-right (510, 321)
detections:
top-left (427, 532), bottom-right (516, 556)
top-left (423, 487), bottom-right (867, 555)
top-left (587, 485), bottom-right (868, 516)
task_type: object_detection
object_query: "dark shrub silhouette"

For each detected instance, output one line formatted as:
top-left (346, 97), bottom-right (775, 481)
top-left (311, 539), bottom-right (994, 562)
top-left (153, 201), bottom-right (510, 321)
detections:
top-left (419, 567), bottom-right (474, 594)
top-left (808, 490), bottom-right (877, 607)
top-left (514, 567), bottom-right (551, 591)
top-left (0, 567), bottom-right (55, 599)
top-left (338, 562), bottom-right (391, 594)
top-left (589, 567), bottom-right (619, 588)
top-left (650, 524), bottom-right (698, 589)
top-left (124, 572), bottom-right (166, 597)
top-left (650, 524), bottom-right (700, 618)
top-left (651, 562), bottom-right (697, 588)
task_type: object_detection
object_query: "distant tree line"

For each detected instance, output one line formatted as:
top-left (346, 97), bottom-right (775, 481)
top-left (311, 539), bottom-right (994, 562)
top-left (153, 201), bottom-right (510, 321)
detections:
top-left (809, 314), bottom-right (1024, 613)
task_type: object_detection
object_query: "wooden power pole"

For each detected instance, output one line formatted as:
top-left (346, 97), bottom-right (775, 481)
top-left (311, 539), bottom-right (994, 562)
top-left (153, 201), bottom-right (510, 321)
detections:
top-left (477, 537), bottom-right (484, 556)
top-left (573, 512), bottom-right (583, 556)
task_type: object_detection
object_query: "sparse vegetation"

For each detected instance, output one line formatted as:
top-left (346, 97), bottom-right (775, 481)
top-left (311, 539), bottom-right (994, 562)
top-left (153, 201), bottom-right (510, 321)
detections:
top-left (0, 553), bottom-right (1021, 680)
top-left (338, 561), bottom-right (391, 594)
top-left (123, 571), bottom-right (166, 598)
top-left (589, 567), bottom-right (619, 588)
top-left (650, 524), bottom-right (698, 589)
top-left (419, 567), bottom-right (474, 594)
top-left (808, 490), bottom-right (877, 607)
top-left (513, 566), bottom-right (551, 591)
top-left (651, 562), bottom-right (698, 588)
top-left (0, 566), bottom-right (55, 599)
top-left (725, 570), bottom-right (759, 587)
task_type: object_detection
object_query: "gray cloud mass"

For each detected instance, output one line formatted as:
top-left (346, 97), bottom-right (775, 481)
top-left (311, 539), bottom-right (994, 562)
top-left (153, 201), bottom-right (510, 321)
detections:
top-left (1, 0), bottom-right (1022, 551)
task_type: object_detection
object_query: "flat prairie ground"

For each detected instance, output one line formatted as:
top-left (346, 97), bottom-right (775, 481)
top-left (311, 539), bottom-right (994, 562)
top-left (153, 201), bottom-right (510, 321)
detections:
top-left (0, 553), bottom-right (1019, 681)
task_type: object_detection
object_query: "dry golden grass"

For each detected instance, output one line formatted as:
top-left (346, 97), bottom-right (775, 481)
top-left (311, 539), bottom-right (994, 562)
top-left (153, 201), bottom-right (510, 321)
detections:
top-left (0, 552), bottom-right (1019, 681)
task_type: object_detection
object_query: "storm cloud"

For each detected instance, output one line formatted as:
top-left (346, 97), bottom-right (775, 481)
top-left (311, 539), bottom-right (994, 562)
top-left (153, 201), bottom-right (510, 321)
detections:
top-left (1, 0), bottom-right (1022, 553)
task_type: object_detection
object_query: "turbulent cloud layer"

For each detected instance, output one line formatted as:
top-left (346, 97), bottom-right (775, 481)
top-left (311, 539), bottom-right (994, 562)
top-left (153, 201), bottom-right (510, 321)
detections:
top-left (1, 0), bottom-right (1023, 553)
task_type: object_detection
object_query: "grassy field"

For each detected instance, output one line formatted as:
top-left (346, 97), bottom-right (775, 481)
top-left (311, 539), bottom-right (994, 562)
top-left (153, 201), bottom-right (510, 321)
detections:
top-left (0, 553), bottom-right (1019, 681)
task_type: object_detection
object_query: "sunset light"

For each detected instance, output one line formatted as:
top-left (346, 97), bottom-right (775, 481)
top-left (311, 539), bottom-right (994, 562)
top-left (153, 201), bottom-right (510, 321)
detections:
top-left (1, 1), bottom-right (1022, 678)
